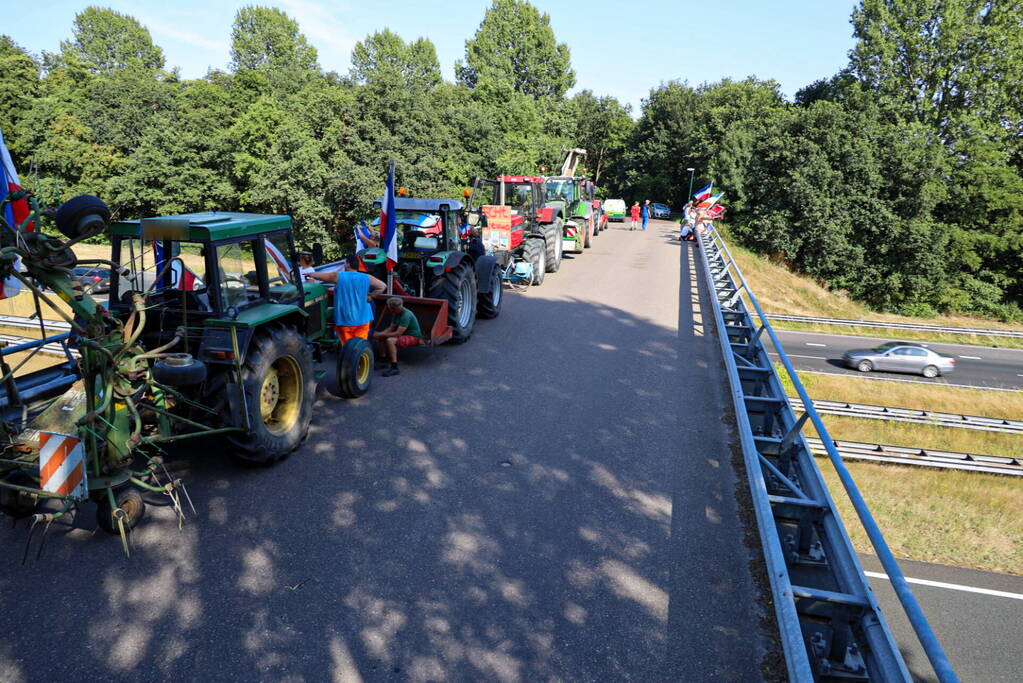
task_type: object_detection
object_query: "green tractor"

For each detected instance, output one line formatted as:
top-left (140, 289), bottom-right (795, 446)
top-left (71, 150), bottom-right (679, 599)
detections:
top-left (0, 198), bottom-right (369, 548)
top-left (543, 148), bottom-right (594, 255)
top-left (354, 196), bottom-right (503, 343)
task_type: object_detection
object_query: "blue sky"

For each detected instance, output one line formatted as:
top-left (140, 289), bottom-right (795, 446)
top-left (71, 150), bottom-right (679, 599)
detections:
top-left (7, 0), bottom-right (860, 112)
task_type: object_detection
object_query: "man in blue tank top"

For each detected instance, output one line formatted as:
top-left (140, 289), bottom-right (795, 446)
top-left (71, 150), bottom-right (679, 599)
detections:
top-left (308, 266), bottom-right (386, 342)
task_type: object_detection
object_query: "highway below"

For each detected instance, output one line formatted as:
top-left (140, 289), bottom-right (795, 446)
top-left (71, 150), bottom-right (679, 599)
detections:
top-left (765, 329), bottom-right (1023, 390)
top-left (0, 220), bottom-right (780, 680)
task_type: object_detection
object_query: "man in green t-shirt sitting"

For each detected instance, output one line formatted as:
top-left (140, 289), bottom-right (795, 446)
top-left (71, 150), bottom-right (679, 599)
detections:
top-left (372, 297), bottom-right (425, 377)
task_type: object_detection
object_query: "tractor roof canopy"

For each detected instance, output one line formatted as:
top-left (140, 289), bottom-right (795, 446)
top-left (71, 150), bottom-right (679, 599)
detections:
top-left (112, 212), bottom-right (291, 242)
top-left (373, 197), bottom-right (464, 212)
top-left (496, 175), bottom-right (544, 184)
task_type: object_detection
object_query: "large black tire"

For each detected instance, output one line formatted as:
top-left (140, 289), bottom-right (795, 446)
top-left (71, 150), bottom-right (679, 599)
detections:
top-left (430, 261), bottom-right (477, 343)
top-left (584, 215), bottom-right (593, 248)
top-left (477, 264), bottom-right (503, 319)
top-left (335, 337), bottom-right (374, 398)
top-left (544, 219), bottom-right (563, 273)
top-left (229, 325), bottom-right (315, 465)
top-left (96, 487), bottom-right (145, 534)
top-left (523, 238), bottom-right (545, 286)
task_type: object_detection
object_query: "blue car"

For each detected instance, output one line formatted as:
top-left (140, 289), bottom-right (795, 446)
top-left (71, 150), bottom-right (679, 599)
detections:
top-left (651, 203), bottom-right (671, 219)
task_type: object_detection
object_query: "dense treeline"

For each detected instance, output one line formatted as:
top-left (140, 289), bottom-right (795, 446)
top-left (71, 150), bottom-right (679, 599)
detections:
top-left (1, 0), bottom-right (1021, 319)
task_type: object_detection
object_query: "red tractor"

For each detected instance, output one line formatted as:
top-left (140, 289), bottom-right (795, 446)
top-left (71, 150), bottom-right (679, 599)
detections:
top-left (466, 175), bottom-right (564, 285)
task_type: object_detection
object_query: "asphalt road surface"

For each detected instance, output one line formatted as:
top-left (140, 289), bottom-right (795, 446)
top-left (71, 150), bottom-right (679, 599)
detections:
top-left (765, 329), bottom-right (1023, 390)
top-left (0, 220), bottom-right (781, 681)
top-left (859, 554), bottom-right (1023, 682)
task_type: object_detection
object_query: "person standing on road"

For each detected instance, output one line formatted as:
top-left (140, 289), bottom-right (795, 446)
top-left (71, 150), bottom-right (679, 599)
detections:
top-left (307, 267), bottom-right (387, 343)
top-left (641, 200), bottom-right (650, 230)
top-left (373, 297), bottom-right (426, 377)
top-left (629, 202), bottom-right (640, 230)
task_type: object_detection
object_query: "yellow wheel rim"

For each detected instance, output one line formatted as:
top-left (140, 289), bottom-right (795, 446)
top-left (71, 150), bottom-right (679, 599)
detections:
top-left (356, 350), bottom-right (371, 385)
top-left (259, 355), bottom-right (302, 435)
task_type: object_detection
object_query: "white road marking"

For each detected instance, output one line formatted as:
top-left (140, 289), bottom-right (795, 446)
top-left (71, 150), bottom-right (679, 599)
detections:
top-left (805, 342), bottom-right (827, 347)
top-left (785, 353), bottom-right (827, 360)
top-left (865, 571), bottom-right (1023, 601)
top-left (959, 355), bottom-right (982, 360)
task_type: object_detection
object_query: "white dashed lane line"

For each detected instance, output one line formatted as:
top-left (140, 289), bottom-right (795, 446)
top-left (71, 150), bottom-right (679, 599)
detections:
top-left (805, 342), bottom-right (827, 347)
top-left (959, 355), bottom-right (982, 360)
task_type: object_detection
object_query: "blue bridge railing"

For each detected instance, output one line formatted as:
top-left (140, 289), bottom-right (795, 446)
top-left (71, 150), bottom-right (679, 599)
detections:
top-left (694, 224), bottom-right (958, 682)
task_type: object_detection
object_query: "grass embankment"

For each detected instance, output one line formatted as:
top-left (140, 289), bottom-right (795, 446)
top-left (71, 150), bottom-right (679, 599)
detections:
top-left (819, 461), bottom-right (1023, 575)
top-left (725, 235), bottom-right (1023, 347)
top-left (782, 371), bottom-right (1023, 574)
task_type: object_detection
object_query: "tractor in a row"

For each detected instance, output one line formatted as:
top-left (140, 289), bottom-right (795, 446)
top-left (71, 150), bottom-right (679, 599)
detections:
top-left (0, 194), bottom-right (372, 547)
top-left (464, 175), bottom-right (566, 286)
top-left (352, 196), bottom-right (503, 344)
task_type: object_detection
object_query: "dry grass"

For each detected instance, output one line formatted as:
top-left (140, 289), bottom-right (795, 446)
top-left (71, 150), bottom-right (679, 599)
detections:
top-left (726, 235), bottom-right (1023, 334)
top-left (820, 415), bottom-right (1021, 459)
top-left (791, 370), bottom-right (1023, 420)
top-left (818, 460), bottom-right (1023, 575)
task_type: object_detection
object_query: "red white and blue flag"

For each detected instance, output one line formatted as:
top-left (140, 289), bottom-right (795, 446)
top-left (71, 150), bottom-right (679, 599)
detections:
top-left (0, 128), bottom-right (32, 233)
top-left (355, 220), bottom-right (373, 251)
top-left (379, 161), bottom-right (398, 270)
top-left (693, 182), bottom-right (713, 202)
top-left (263, 238), bottom-right (292, 282)
top-left (697, 192), bottom-right (723, 210)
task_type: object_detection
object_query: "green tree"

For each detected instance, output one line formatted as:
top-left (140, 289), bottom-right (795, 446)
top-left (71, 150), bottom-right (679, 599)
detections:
top-left (230, 5), bottom-right (319, 92)
top-left (457, 0), bottom-right (574, 99)
top-left (350, 29), bottom-right (441, 92)
top-left (570, 91), bottom-right (633, 186)
top-left (60, 6), bottom-right (165, 73)
top-left (0, 36), bottom-right (40, 139)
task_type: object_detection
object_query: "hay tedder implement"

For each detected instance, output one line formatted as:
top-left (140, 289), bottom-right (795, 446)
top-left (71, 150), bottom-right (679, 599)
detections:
top-left (0, 191), bottom-right (368, 557)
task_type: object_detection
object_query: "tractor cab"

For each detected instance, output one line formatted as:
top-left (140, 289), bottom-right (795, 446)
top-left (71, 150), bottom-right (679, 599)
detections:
top-left (108, 212), bottom-right (331, 357)
top-left (362, 197), bottom-right (466, 298)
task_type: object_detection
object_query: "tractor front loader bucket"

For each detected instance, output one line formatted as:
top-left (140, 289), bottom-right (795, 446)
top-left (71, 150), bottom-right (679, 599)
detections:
top-left (373, 295), bottom-right (452, 346)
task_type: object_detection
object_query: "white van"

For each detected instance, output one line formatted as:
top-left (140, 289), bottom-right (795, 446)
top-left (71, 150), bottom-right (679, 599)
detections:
top-left (603, 198), bottom-right (626, 222)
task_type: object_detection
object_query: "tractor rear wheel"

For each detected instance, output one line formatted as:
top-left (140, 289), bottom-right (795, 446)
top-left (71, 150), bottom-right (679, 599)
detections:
top-left (230, 325), bottom-right (315, 466)
top-left (332, 337), bottom-right (374, 398)
top-left (0, 470), bottom-right (38, 519)
top-left (544, 219), bottom-right (563, 273)
top-left (431, 261), bottom-right (477, 343)
top-left (523, 238), bottom-right (545, 286)
top-left (478, 264), bottom-right (503, 319)
top-left (584, 216), bottom-right (593, 248)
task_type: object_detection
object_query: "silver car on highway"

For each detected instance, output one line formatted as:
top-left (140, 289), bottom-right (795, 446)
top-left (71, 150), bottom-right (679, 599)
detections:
top-left (842, 341), bottom-right (956, 378)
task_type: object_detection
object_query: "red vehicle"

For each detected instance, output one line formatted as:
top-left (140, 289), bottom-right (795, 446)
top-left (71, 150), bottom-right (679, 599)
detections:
top-left (466, 175), bottom-right (564, 286)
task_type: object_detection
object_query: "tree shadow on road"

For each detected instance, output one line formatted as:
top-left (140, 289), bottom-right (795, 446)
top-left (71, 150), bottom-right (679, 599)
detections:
top-left (0, 254), bottom-right (775, 681)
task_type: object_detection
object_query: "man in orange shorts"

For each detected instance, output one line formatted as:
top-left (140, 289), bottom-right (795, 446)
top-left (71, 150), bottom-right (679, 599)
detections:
top-left (307, 264), bottom-right (386, 342)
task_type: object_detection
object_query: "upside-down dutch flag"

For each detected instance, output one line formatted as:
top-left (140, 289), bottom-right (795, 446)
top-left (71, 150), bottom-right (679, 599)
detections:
top-left (379, 161), bottom-right (398, 270)
top-left (0, 129), bottom-right (32, 234)
top-left (355, 220), bottom-right (373, 251)
top-left (693, 182), bottom-right (713, 202)
top-left (707, 203), bottom-right (726, 218)
top-left (697, 193), bottom-right (723, 210)
top-left (263, 238), bottom-right (293, 282)
top-left (0, 128), bottom-right (26, 298)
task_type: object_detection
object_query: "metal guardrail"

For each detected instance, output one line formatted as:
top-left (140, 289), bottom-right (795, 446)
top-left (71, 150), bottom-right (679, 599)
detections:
top-left (805, 437), bottom-right (1022, 477)
top-left (766, 314), bottom-right (1023, 339)
top-left (695, 225), bottom-right (958, 681)
top-left (0, 313), bottom-right (71, 332)
top-left (790, 398), bottom-right (1023, 435)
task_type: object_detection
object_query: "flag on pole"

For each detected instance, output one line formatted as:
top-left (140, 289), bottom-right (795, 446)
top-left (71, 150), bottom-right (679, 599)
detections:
top-left (355, 220), bottom-right (373, 251)
top-left (380, 160), bottom-right (398, 270)
top-left (693, 182), bottom-right (713, 202)
top-left (697, 193), bottom-right (723, 210)
top-left (707, 203), bottom-right (726, 218)
top-left (0, 128), bottom-right (26, 298)
top-left (263, 238), bottom-right (292, 282)
top-left (0, 128), bottom-right (32, 233)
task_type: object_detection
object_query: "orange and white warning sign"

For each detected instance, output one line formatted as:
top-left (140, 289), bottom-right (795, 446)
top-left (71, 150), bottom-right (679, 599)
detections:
top-left (481, 205), bottom-right (512, 229)
top-left (38, 432), bottom-right (88, 501)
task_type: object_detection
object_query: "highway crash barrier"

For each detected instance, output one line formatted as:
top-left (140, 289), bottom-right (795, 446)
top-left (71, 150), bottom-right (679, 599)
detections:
top-left (694, 224), bottom-right (960, 682)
